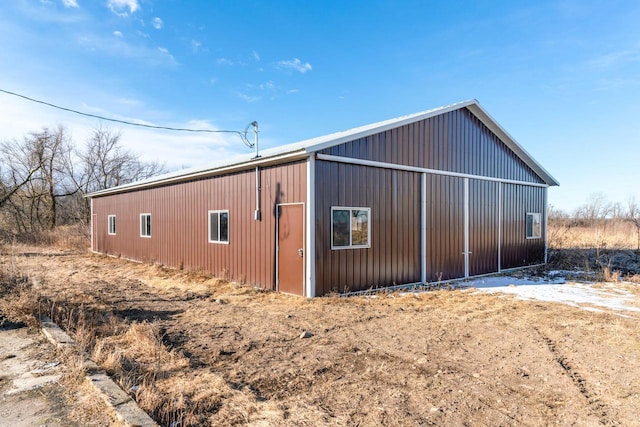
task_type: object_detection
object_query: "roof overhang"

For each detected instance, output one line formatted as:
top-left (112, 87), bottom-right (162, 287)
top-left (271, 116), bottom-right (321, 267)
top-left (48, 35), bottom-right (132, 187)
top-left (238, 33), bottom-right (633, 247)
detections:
top-left (86, 150), bottom-right (309, 197)
top-left (88, 99), bottom-right (558, 198)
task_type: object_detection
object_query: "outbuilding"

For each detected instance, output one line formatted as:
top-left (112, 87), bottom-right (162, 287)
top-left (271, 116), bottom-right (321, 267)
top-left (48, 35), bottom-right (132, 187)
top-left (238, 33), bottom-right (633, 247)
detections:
top-left (88, 99), bottom-right (558, 296)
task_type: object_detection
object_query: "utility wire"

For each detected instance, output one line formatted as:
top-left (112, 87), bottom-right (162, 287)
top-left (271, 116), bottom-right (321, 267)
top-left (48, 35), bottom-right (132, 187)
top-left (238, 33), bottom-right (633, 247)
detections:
top-left (0, 88), bottom-right (253, 145)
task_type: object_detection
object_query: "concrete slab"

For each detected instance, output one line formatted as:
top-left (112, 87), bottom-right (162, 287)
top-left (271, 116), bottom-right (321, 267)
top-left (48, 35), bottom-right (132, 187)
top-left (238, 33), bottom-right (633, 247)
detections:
top-left (0, 325), bottom-right (74, 426)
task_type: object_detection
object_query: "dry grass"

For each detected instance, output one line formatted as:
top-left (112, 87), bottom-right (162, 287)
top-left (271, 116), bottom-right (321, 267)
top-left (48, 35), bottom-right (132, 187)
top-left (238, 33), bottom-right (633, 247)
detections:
top-left (0, 270), bottom-right (43, 329)
top-left (0, 224), bottom-right (89, 253)
top-left (2, 227), bottom-right (640, 426)
top-left (548, 222), bottom-right (640, 280)
top-left (549, 221), bottom-right (638, 250)
top-left (90, 321), bottom-right (258, 426)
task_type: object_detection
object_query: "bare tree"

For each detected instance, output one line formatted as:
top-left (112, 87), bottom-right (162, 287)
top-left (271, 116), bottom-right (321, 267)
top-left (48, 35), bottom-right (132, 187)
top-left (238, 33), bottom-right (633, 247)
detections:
top-left (627, 198), bottom-right (640, 254)
top-left (70, 126), bottom-right (166, 223)
top-left (1, 124), bottom-right (167, 234)
top-left (39, 126), bottom-right (77, 228)
top-left (573, 192), bottom-right (612, 225)
top-left (0, 126), bottom-right (78, 230)
top-left (0, 132), bottom-right (47, 232)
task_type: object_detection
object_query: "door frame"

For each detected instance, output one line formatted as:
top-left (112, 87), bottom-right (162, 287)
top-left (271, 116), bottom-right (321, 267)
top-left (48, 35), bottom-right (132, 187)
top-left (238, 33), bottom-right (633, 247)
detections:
top-left (91, 213), bottom-right (97, 252)
top-left (275, 202), bottom-right (306, 296)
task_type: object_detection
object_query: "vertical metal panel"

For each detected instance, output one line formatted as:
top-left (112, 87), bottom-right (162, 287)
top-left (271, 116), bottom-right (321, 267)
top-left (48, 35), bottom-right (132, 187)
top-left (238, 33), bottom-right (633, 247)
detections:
top-left (314, 161), bottom-right (421, 295)
top-left (469, 179), bottom-right (500, 276)
top-left (423, 174), bottom-right (465, 281)
top-left (321, 108), bottom-right (544, 184)
top-left (501, 183), bottom-right (546, 268)
top-left (91, 161), bottom-right (306, 290)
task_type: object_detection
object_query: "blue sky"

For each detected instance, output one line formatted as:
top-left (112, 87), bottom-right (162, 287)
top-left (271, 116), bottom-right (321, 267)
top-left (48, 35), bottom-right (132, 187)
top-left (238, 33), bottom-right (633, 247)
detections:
top-left (1, 0), bottom-right (639, 212)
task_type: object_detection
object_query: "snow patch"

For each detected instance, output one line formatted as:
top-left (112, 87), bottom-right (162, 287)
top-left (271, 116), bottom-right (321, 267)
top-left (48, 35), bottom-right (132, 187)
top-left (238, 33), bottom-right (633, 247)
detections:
top-left (468, 274), bottom-right (639, 315)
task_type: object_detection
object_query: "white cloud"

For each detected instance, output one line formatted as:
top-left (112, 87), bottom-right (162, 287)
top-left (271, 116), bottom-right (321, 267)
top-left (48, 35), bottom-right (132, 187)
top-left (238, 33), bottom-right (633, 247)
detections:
top-left (252, 50), bottom-right (260, 62)
top-left (61, 0), bottom-right (79, 8)
top-left (191, 40), bottom-right (202, 53)
top-left (277, 58), bottom-right (312, 73)
top-left (113, 30), bottom-right (123, 37)
top-left (157, 47), bottom-right (175, 63)
top-left (107, 0), bottom-right (139, 16)
top-left (590, 47), bottom-right (640, 68)
top-left (152, 17), bottom-right (163, 29)
top-left (236, 92), bottom-right (260, 103)
top-left (286, 89), bottom-right (299, 94)
top-left (259, 81), bottom-right (276, 91)
top-left (216, 57), bottom-right (233, 66)
top-left (76, 34), bottom-right (178, 67)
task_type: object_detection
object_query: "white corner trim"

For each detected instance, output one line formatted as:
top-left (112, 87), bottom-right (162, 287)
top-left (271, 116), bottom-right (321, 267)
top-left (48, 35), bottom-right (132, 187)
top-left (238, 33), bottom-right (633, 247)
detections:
top-left (306, 156), bottom-right (316, 298)
top-left (498, 182), bottom-right (502, 272)
top-left (463, 178), bottom-right (470, 278)
top-left (421, 173), bottom-right (427, 284)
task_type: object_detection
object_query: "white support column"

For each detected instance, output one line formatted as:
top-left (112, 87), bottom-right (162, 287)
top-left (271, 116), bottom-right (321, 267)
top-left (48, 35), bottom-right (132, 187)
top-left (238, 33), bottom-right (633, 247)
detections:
top-left (305, 155), bottom-right (316, 297)
top-left (90, 197), bottom-right (94, 252)
top-left (421, 172), bottom-right (427, 284)
top-left (544, 186), bottom-right (549, 264)
top-left (498, 182), bottom-right (502, 272)
top-left (464, 178), bottom-right (470, 278)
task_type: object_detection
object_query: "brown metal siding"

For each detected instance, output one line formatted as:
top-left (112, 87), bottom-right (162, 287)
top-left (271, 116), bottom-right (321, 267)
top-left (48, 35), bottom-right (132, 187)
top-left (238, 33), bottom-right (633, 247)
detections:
top-left (425, 174), bottom-right (464, 281)
top-left (314, 161), bottom-right (421, 295)
top-left (92, 161), bottom-right (306, 289)
top-left (501, 184), bottom-right (545, 268)
top-left (321, 108), bottom-right (544, 184)
top-left (469, 180), bottom-right (499, 276)
top-left (315, 107), bottom-right (548, 293)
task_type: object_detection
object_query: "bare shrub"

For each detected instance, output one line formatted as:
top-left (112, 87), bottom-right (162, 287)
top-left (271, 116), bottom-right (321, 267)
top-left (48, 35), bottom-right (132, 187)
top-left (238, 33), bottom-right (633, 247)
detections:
top-left (136, 371), bottom-right (247, 426)
top-left (92, 322), bottom-right (189, 388)
top-left (599, 266), bottom-right (621, 283)
top-left (0, 270), bottom-right (42, 329)
top-left (40, 224), bottom-right (90, 251)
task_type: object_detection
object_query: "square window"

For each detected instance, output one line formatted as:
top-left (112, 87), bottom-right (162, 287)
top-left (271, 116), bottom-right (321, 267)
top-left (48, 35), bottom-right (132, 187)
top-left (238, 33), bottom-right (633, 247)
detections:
top-left (140, 213), bottom-right (151, 237)
top-left (331, 207), bottom-right (370, 249)
top-left (209, 210), bottom-right (229, 243)
top-left (107, 215), bottom-right (116, 235)
top-left (526, 212), bottom-right (542, 239)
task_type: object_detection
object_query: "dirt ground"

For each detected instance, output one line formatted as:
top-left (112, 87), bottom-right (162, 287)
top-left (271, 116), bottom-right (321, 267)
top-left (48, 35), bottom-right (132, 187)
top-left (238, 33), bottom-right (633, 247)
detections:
top-left (2, 245), bottom-right (640, 426)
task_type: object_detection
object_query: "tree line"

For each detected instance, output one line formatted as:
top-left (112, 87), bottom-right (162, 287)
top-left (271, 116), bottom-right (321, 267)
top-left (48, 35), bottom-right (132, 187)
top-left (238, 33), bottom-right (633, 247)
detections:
top-left (550, 193), bottom-right (640, 252)
top-left (0, 125), bottom-right (165, 234)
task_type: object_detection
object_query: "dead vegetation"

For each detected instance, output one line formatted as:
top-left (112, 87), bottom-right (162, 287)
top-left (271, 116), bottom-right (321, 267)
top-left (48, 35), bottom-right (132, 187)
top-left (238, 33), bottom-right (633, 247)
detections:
top-left (1, 237), bottom-right (640, 426)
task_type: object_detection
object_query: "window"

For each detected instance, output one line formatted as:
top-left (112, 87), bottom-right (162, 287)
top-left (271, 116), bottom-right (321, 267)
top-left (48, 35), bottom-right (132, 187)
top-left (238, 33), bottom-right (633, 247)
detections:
top-left (331, 207), bottom-right (370, 249)
top-left (208, 210), bottom-right (229, 243)
top-left (140, 213), bottom-right (151, 237)
top-left (526, 212), bottom-right (542, 239)
top-left (107, 215), bottom-right (116, 235)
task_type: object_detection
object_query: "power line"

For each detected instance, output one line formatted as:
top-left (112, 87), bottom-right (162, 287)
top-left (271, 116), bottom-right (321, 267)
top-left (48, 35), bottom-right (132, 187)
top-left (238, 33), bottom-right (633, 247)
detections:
top-left (0, 87), bottom-right (251, 143)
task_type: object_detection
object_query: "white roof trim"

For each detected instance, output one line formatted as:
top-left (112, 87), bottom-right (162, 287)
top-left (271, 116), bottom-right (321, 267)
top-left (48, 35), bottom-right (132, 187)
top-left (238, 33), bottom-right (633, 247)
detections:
top-left (465, 102), bottom-right (559, 186)
top-left (88, 99), bottom-right (557, 197)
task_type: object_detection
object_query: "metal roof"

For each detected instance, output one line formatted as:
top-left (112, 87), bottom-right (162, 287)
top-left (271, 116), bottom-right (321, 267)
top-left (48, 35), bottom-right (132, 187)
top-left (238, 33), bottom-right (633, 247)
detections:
top-left (87, 99), bottom-right (558, 197)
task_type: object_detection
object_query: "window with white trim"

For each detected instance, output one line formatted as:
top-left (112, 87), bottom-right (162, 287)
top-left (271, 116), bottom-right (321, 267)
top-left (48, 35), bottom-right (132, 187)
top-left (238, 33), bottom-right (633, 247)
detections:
top-left (208, 210), bottom-right (229, 243)
top-left (526, 212), bottom-right (541, 239)
top-left (107, 215), bottom-right (116, 235)
top-left (331, 207), bottom-right (370, 249)
top-left (140, 213), bottom-right (151, 237)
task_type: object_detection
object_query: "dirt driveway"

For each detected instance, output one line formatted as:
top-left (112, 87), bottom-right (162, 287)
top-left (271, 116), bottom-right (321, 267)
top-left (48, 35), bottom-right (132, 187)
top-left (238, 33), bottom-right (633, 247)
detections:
top-left (2, 246), bottom-right (640, 426)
